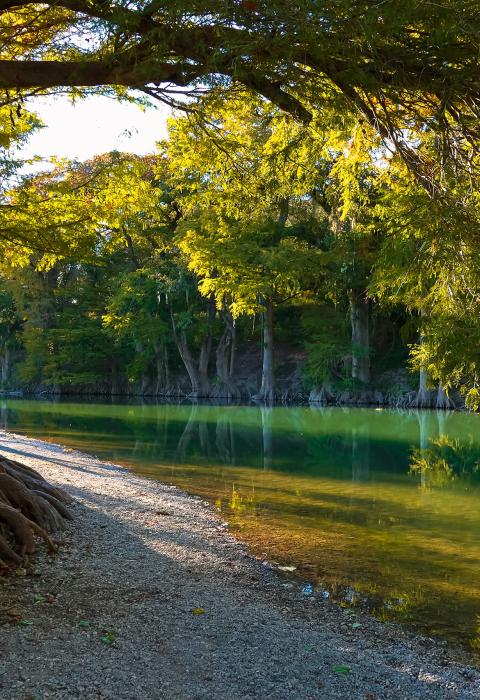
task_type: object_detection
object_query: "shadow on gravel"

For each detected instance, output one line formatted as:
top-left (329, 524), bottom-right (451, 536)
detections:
top-left (0, 441), bottom-right (114, 475)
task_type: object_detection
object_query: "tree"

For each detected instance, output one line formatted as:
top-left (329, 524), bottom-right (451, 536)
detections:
top-left (319, 121), bottom-right (383, 388)
top-left (0, 280), bottom-right (21, 386)
top-left (371, 133), bottom-right (480, 409)
top-left (103, 270), bottom-right (170, 394)
top-left (0, 152), bottom-right (168, 266)
top-left (167, 93), bottom-right (326, 400)
top-left (2, 149), bottom-right (235, 398)
top-left (0, 455), bottom-right (72, 569)
top-left (179, 216), bottom-right (324, 400)
top-left (3, 83), bottom-right (480, 409)
top-left (1, 0), bottom-right (480, 190)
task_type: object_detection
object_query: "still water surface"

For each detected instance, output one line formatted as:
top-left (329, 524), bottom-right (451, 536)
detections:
top-left (1, 399), bottom-right (479, 655)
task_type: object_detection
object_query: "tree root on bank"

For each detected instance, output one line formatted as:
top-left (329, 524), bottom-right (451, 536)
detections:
top-left (0, 456), bottom-right (72, 569)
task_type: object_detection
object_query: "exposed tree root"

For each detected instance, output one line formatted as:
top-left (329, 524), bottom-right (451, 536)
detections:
top-left (0, 456), bottom-right (72, 569)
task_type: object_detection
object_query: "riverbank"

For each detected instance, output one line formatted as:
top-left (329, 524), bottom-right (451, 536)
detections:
top-left (0, 431), bottom-right (479, 700)
top-left (2, 386), bottom-right (468, 411)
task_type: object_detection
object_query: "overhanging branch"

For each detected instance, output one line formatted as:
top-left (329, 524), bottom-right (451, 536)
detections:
top-left (0, 59), bottom-right (199, 90)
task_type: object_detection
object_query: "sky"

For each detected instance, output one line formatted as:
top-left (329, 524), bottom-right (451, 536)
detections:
top-left (18, 94), bottom-right (172, 164)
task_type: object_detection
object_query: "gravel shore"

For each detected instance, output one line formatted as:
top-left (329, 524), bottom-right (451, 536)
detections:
top-left (0, 430), bottom-right (479, 700)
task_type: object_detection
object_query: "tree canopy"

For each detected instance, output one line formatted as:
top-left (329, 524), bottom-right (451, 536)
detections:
top-left (1, 0), bottom-right (480, 190)
top-left (1, 11), bottom-right (480, 407)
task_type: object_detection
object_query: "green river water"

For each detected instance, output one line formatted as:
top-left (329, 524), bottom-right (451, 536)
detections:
top-left (1, 399), bottom-right (479, 657)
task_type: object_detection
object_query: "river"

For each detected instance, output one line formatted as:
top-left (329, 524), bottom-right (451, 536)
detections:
top-left (1, 399), bottom-right (479, 657)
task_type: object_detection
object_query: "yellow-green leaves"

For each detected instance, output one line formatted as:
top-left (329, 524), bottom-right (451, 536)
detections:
top-left (0, 153), bottom-right (168, 271)
top-left (165, 91), bottom-right (335, 318)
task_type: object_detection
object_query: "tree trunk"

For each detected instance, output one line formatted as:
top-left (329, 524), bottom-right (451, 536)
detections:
top-left (254, 299), bottom-right (275, 402)
top-left (153, 342), bottom-right (171, 396)
top-left (110, 360), bottom-right (121, 395)
top-left (0, 457), bottom-right (72, 568)
top-left (197, 295), bottom-right (216, 397)
top-left (229, 321), bottom-right (236, 377)
top-left (154, 343), bottom-right (163, 395)
top-left (215, 314), bottom-right (240, 399)
top-left (177, 331), bottom-right (201, 397)
top-left (170, 312), bottom-right (201, 397)
top-left (350, 289), bottom-right (370, 384)
top-left (413, 311), bottom-right (436, 408)
top-left (413, 359), bottom-right (437, 408)
top-left (198, 334), bottom-right (212, 397)
top-left (436, 381), bottom-right (454, 410)
top-left (134, 339), bottom-right (150, 394)
top-left (170, 299), bottom-right (215, 399)
top-left (414, 363), bottom-right (432, 407)
top-left (1, 346), bottom-right (10, 386)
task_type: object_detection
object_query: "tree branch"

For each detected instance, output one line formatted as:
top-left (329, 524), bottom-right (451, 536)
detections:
top-left (0, 59), bottom-right (200, 90)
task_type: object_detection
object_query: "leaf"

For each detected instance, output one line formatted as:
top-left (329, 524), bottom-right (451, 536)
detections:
top-left (352, 622), bottom-right (362, 629)
top-left (5, 607), bottom-right (22, 621)
top-left (191, 607), bottom-right (205, 615)
top-left (20, 620), bottom-right (33, 626)
top-left (100, 629), bottom-right (117, 645)
top-left (333, 665), bottom-right (351, 676)
top-left (78, 620), bottom-right (92, 628)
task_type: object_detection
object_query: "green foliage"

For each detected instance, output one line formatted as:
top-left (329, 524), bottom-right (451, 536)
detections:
top-left (179, 216), bottom-right (324, 317)
top-left (302, 305), bottom-right (350, 386)
top-left (371, 136), bottom-right (480, 402)
top-left (166, 92), bottom-right (339, 320)
top-left (2, 0), bottom-right (480, 200)
top-left (410, 436), bottom-right (480, 487)
top-left (17, 326), bottom-right (47, 385)
top-left (100, 630), bottom-right (117, 645)
top-left (103, 269), bottom-right (169, 383)
top-left (2, 78), bottom-right (480, 404)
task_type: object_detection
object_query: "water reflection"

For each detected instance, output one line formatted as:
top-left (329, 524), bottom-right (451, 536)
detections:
top-left (1, 399), bottom-right (480, 657)
top-left (6, 399), bottom-right (477, 479)
top-left (411, 433), bottom-right (480, 487)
